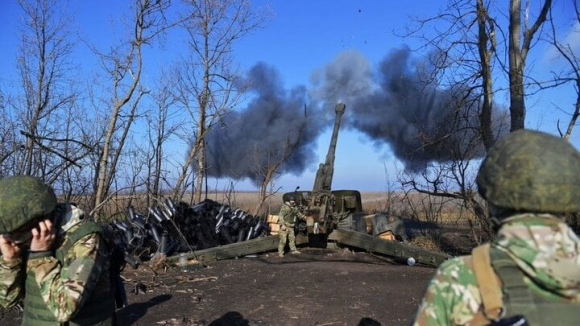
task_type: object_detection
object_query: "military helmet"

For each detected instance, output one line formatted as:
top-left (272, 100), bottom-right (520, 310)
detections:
top-left (0, 176), bottom-right (57, 234)
top-left (286, 194), bottom-right (296, 202)
top-left (476, 129), bottom-right (580, 214)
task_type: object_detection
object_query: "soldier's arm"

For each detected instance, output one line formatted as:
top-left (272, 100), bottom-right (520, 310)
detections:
top-left (0, 257), bottom-right (25, 308)
top-left (297, 209), bottom-right (306, 220)
top-left (27, 232), bottom-right (107, 322)
top-left (412, 257), bottom-right (481, 326)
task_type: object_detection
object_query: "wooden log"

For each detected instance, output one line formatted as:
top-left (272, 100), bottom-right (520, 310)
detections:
top-left (166, 235), bottom-right (308, 263)
top-left (328, 229), bottom-right (449, 268)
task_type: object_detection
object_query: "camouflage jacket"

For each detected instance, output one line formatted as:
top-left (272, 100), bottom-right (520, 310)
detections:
top-left (0, 204), bottom-right (111, 322)
top-left (413, 213), bottom-right (580, 326)
top-left (278, 203), bottom-right (305, 227)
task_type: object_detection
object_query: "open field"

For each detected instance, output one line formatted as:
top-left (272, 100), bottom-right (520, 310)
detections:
top-left (104, 190), bottom-right (467, 219)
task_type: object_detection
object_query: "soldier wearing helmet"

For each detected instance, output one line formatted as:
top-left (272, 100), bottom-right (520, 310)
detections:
top-left (277, 193), bottom-right (306, 257)
top-left (413, 130), bottom-right (580, 325)
top-left (0, 176), bottom-right (116, 325)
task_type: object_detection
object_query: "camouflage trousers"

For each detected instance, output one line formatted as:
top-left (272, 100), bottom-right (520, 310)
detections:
top-left (278, 225), bottom-right (297, 254)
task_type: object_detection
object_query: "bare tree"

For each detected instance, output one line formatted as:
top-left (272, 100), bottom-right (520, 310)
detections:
top-left (396, 0), bottom-right (503, 242)
top-left (397, 91), bottom-right (506, 244)
top-left (8, 0), bottom-right (80, 182)
top-left (508, 0), bottom-right (552, 131)
top-left (0, 92), bottom-right (20, 178)
top-left (250, 122), bottom-right (307, 215)
top-left (405, 0), bottom-right (556, 135)
top-left (394, 0), bottom-right (557, 243)
top-left (402, 0), bottom-right (503, 149)
top-left (143, 77), bottom-right (180, 207)
top-left (476, 0), bottom-right (497, 149)
top-left (171, 0), bottom-right (267, 203)
top-left (91, 0), bottom-right (173, 213)
top-left (548, 1), bottom-right (580, 141)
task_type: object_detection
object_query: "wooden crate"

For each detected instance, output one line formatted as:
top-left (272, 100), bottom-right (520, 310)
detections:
top-left (269, 223), bottom-right (280, 234)
top-left (268, 215), bottom-right (280, 235)
top-left (267, 214), bottom-right (279, 223)
top-left (378, 230), bottom-right (396, 241)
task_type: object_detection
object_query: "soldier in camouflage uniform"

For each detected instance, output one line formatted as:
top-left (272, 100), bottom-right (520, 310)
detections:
top-left (278, 194), bottom-right (306, 257)
top-left (0, 176), bottom-right (115, 325)
top-left (413, 130), bottom-right (580, 326)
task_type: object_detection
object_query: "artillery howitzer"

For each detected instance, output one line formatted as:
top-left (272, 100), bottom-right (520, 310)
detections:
top-left (165, 103), bottom-right (449, 268)
top-left (274, 103), bottom-right (449, 266)
top-left (282, 103), bottom-right (356, 237)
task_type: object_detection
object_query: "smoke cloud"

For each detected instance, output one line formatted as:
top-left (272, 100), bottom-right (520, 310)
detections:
top-left (204, 46), bottom-right (500, 184)
top-left (309, 50), bottom-right (373, 122)
top-left (308, 47), bottom-right (490, 171)
top-left (348, 47), bottom-right (487, 170)
top-left (205, 62), bottom-right (326, 182)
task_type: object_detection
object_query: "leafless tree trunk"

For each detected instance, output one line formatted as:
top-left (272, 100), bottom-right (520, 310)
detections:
top-left (403, 0), bottom-right (503, 146)
top-left (144, 79), bottom-right (179, 207)
top-left (476, 0), bottom-right (497, 149)
top-left (92, 0), bottom-right (172, 213)
top-left (171, 0), bottom-right (266, 203)
top-left (508, 0), bottom-right (552, 131)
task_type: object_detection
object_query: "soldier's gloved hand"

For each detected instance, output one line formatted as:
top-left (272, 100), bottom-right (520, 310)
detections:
top-left (0, 234), bottom-right (24, 262)
top-left (281, 225), bottom-right (287, 231)
top-left (30, 218), bottom-right (56, 252)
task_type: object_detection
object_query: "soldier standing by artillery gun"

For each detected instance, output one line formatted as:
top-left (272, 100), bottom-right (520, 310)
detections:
top-left (277, 194), bottom-right (306, 257)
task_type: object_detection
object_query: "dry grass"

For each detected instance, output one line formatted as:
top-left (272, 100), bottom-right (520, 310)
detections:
top-left (408, 235), bottom-right (443, 252)
top-left (220, 191), bottom-right (410, 216)
top-left (93, 190), bottom-right (472, 221)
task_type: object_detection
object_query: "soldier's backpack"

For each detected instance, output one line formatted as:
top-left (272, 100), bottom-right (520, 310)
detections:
top-left (467, 244), bottom-right (580, 325)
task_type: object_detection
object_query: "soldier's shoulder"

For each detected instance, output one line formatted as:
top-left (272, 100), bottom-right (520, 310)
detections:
top-left (279, 204), bottom-right (291, 211)
top-left (432, 255), bottom-right (477, 284)
top-left (437, 255), bottom-right (469, 269)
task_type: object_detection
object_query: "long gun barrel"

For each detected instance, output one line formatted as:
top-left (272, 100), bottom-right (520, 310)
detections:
top-left (312, 103), bottom-right (346, 192)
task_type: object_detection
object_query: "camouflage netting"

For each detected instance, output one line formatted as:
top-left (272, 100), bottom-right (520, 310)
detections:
top-left (106, 198), bottom-right (269, 263)
top-left (0, 176), bottom-right (57, 234)
top-left (476, 129), bottom-right (580, 214)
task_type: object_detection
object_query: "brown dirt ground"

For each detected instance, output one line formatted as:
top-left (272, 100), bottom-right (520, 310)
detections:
top-left (116, 248), bottom-right (435, 326)
top-left (1, 247), bottom-right (436, 326)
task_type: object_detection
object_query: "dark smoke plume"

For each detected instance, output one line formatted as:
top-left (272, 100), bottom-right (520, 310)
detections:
top-left (204, 47), bottom-right (505, 184)
top-left (313, 47), bottom-right (492, 171)
top-left (205, 62), bottom-right (326, 183)
top-left (310, 50), bottom-right (373, 122)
